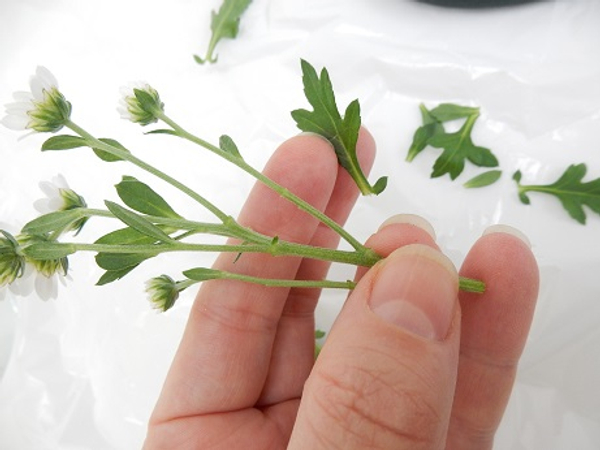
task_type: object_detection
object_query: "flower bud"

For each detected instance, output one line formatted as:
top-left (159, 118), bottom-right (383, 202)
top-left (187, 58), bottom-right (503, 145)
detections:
top-left (118, 83), bottom-right (164, 126)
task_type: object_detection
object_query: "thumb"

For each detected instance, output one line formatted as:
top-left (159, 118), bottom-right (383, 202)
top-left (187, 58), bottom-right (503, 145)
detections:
top-left (289, 244), bottom-right (461, 450)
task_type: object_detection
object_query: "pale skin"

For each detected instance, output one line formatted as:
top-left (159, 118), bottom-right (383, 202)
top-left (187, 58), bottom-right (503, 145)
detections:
top-left (144, 129), bottom-right (539, 449)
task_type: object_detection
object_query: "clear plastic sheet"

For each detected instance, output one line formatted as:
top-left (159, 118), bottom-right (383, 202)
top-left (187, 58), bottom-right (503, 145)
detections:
top-left (1, 0), bottom-right (599, 448)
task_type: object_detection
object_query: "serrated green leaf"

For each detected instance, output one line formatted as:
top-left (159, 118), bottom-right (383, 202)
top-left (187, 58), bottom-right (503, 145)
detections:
top-left (105, 201), bottom-right (174, 243)
top-left (115, 176), bottom-right (181, 219)
top-left (195, 0), bottom-right (253, 64)
top-left (428, 114), bottom-right (499, 180)
top-left (41, 135), bottom-right (87, 151)
top-left (93, 138), bottom-right (130, 162)
top-left (183, 267), bottom-right (223, 281)
top-left (463, 170), bottom-right (502, 188)
top-left (22, 209), bottom-right (85, 236)
top-left (291, 60), bottom-right (385, 196)
top-left (219, 134), bottom-right (242, 159)
top-left (514, 164), bottom-right (600, 224)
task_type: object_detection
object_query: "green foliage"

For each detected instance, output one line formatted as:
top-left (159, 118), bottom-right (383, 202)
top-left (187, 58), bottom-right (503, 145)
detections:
top-left (41, 135), bottom-right (86, 151)
top-left (514, 164), bottom-right (600, 224)
top-left (22, 210), bottom-right (85, 236)
top-left (115, 176), bottom-right (181, 219)
top-left (194, 0), bottom-right (253, 64)
top-left (463, 170), bottom-right (502, 189)
top-left (219, 134), bottom-right (242, 159)
top-left (105, 201), bottom-right (174, 244)
top-left (291, 60), bottom-right (387, 196)
top-left (407, 103), bottom-right (499, 181)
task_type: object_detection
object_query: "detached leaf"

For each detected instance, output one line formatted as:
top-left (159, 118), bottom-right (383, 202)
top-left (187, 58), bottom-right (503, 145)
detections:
top-left (115, 176), bottom-right (181, 219)
top-left (291, 60), bottom-right (386, 195)
top-left (105, 201), bottom-right (174, 243)
top-left (429, 104), bottom-right (480, 122)
top-left (41, 135), bottom-right (86, 151)
top-left (194, 0), bottom-right (253, 64)
top-left (463, 170), bottom-right (502, 188)
top-left (406, 105), bottom-right (444, 162)
top-left (514, 164), bottom-right (600, 224)
top-left (428, 114), bottom-right (499, 180)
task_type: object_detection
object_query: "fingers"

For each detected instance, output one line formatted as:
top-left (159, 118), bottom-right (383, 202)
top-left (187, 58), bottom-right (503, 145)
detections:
top-left (257, 128), bottom-right (377, 407)
top-left (289, 217), bottom-right (461, 450)
top-left (150, 133), bottom-right (340, 424)
top-left (446, 226), bottom-right (539, 449)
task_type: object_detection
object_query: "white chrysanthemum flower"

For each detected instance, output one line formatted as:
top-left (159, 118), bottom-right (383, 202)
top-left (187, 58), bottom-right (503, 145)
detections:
top-left (118, 83), bottom-right (164, 126)
top-left (2, 66), bottom-right (71, 133)
top-left (33, 175), bottom-right (88, 234)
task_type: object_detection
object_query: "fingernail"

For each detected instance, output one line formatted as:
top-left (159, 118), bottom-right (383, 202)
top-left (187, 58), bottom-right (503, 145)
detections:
top-left (378, 214), bottom-right (436, 241)
top-left (483, 224), bottom-right (531, 248)
top-left (369, 245), bottom-right (458, 340)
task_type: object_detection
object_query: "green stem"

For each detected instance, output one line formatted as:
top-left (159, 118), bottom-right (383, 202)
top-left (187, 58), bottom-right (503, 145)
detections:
top-left (204, 270), bottom-right (356, 290)
top-left (44, 241), bottom-right (380, 267)
top-left (156, 112), bottom-right (367, 253)
top-left (66, 121), bottom-right (231, 223)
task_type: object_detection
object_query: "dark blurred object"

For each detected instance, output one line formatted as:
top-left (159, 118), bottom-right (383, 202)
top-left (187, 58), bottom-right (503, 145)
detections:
top-left (416, 0), bottom-right (544, 8)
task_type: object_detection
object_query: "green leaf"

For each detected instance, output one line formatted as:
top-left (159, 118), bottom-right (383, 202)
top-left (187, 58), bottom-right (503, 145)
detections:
top-left (41, 135), bottom-right (87, 151)
top-left (22, 209), bottom-right (85, 236)
top-left (429, 104), bottom-right (480, 122)
top-left (183, 267), bottom-right (223, 281)
top-left (145, 129), bottom-right (178, 136)
top-left (22, 242), bottom-right (76, 260)
top-left (195, 0), bottom-right (253, 64)
top-left (428, 114), bottom-right (499, 180)
top-left (463, 170), bottom-right (502, 188)
top-left (115, 176), bottom-right (181, 219)
top-left (514, 164), bottom-right (600, 224)
top-left (96, 266), bottom-right (139, 286)
top-left (291, 60), bottom-right (386, 195)
top-left (219, 134), bottom-right (242, 159)
top-left (93, 138), bottom-right (130, 162)
top-left (95, 226), bottom-right (158, 246)
top-left (105, 201), bottom-right (174, 243)
top-left (315, 329), bottom-right (326, 339)
top-left (95, 252), bottom-right (155, 271)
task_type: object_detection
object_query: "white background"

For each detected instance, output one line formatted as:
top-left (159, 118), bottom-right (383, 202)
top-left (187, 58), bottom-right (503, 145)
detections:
top-left (1, 0), bottom-right (599, 448)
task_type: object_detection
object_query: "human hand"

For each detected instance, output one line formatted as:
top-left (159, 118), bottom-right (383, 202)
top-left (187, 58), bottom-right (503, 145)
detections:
top-left (144, 129), bottom-right (539, 450)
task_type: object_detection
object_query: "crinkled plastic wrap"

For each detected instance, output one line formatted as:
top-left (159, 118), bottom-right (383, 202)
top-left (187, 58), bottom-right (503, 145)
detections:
top-left (1, 0), bottom-right (599, 448)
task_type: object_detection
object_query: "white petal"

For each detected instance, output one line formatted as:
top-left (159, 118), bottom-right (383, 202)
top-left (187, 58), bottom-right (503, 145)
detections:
top-left (9, 266), bottom-right (35, 297)
top-left (52, 174), bottom-right (69, 189)
top-left (12, 91), bottom-right (33, 102)
top-left (0, 287), bottom-right (6, 302)
top-left (1, 113), bottom-right (29, 130)
top-left (36, 66), bottom-right (58, 89)
top-left (5, 101), bottom-right (33, 114)
top-left (33, 198), bottom-right (51, 214)
top-left (39, 180), bottom-right (58, 197)
top-left (35, 273), bottom-right (58, 300)
top-left (29, 75), bottom-right (45, 102)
